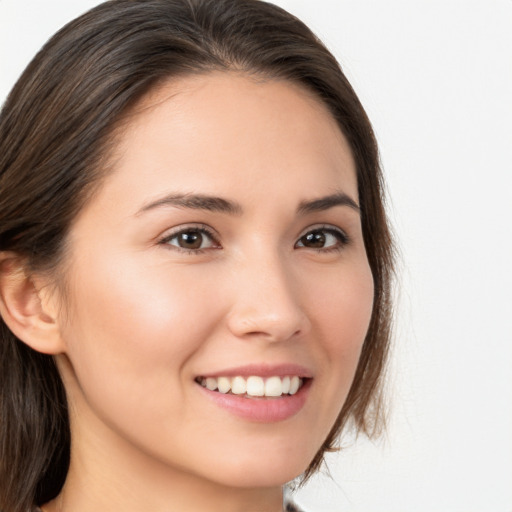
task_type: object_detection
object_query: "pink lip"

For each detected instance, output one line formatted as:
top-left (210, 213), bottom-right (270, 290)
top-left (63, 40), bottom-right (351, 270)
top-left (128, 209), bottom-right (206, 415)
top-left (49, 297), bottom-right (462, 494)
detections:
top-left (196, 378), bottom-right (312, 423)
top-left (198, 363), bottom-right (314, 379)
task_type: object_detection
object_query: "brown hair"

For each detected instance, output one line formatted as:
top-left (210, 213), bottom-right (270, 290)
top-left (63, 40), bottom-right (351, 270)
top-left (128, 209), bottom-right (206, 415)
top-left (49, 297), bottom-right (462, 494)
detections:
top-left (0, 1), bottom-right (394, 510)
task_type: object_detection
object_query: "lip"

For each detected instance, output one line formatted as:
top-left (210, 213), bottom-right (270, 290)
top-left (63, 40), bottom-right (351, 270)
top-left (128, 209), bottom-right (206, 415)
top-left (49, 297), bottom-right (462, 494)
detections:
top-left (196, 376), bottom-right (312, 423)
top-left (198, 363), bottom-right (314, 379)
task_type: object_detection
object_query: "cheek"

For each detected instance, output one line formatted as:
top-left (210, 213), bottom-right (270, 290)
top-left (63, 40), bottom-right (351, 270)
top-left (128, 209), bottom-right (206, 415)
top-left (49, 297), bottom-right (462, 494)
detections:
top-left (310, 259), bottom-right (374, 353)
top-left (59, 256), bottom-right (222, 413)
top-left (305, 259), bottom-right (374, 420)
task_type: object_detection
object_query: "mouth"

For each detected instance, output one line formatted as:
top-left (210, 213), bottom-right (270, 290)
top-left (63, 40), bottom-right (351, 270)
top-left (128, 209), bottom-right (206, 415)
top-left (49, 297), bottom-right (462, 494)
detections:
top-left (195, 375), bottom-right (307, 398)
top-left (194, 364), bottom-right (313, 422)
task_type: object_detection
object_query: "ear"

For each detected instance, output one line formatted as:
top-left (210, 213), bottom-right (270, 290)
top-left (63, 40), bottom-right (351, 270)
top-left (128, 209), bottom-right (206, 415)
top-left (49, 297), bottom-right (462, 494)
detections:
top-left (0, 252), bottom-right (65, 355)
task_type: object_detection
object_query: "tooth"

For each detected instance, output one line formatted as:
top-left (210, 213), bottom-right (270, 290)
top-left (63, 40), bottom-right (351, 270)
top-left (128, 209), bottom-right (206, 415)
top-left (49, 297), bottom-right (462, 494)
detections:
top-left (281, 376), bottom-right (291, 394)
top-left (205, 377), bottom-right (218, 391)
top-left (231, 376), bottom-right (247, 395)
top-left (246, 376), bottom-right (264, 396)
top-left (203, 375), bottom-right (304, 396)
top-left (265, 376), bottom-right (283, 397)
top-left (217, 377), bottom-right (231, 394)
top-left (289, 376), bottom-right (300, 395)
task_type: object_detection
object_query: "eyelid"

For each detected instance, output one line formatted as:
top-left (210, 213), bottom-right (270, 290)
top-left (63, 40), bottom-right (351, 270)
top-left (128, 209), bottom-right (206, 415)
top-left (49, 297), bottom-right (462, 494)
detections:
top-left (158, 223), bottom-right (221, 252)
top-left (295, 224), bottom-right (350, 250)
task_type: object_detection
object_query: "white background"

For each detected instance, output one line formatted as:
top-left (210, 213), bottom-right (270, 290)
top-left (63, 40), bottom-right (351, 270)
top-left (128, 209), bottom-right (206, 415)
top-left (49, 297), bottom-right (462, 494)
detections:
top-left (1, 1), bottom-right (511, 511)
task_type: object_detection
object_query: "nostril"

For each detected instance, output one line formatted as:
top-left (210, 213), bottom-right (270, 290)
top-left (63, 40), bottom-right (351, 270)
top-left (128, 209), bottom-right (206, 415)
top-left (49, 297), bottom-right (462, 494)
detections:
top-left (225, 277), bottom-right (310, 341)
top-left (229, 317), bottom-right (305, 343)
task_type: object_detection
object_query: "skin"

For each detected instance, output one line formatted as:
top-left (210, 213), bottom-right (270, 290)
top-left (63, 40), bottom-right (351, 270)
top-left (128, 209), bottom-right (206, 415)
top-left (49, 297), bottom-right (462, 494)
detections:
top-left (40, 72), bottom-right (374, 512)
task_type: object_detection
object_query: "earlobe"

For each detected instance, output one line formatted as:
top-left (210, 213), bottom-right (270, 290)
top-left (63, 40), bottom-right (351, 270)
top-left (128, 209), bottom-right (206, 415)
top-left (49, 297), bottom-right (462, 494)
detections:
top-left (0, 252), bottom-right (65, 355)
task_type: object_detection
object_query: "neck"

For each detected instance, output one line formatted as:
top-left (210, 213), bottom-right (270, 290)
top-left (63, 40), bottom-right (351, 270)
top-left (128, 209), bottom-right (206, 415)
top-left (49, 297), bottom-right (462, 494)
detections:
top-left (43, 407), bottom-right (283, 512)
top-left (45, 476), bottom-right (283, 512)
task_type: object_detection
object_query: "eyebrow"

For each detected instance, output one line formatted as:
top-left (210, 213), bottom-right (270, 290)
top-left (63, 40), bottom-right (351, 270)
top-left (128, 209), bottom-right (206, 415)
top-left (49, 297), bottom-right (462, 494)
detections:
top-left (137, 191), bottom-right (359, 216)
top-left (297, 192), bottom-right (360, 214)
top-left (138, 193), bottom-right (243, 216)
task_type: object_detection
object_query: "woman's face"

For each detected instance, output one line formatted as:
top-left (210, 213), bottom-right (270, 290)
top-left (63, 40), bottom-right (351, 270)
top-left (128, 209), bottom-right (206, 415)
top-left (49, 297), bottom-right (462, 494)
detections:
top-left (55, 72), bottom-right (374, 488)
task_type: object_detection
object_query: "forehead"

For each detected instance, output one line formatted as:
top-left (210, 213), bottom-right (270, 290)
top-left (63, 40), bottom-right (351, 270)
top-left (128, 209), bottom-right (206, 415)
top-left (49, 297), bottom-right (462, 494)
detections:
top-left (94, 71), bottom-right (358, 216)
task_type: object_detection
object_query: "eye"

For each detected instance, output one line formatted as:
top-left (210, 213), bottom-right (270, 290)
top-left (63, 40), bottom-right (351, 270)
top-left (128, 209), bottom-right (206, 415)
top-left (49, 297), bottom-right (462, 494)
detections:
top-left (295, 226), bottom-right (349, 251)
top-left (159, 225), bottom-right (219, 252)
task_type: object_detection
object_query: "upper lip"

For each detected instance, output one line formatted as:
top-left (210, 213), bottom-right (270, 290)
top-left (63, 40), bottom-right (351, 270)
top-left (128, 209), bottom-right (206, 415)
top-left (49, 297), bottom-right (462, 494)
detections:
top-left (197, 363), bottom-right (314, 379)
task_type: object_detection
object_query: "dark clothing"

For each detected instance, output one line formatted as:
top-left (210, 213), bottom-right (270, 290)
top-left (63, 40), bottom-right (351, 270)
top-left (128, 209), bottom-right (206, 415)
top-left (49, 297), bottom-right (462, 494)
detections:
top-left (284, 498), bottom-right (306, 511)
top-left (34, 501), bottom-right (305, 511)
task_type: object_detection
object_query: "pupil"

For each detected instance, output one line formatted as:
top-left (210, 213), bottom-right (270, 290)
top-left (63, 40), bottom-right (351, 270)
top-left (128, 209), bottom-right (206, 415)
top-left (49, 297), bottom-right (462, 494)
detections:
top-left (179, 231), bottom-right (202, 249)
top-left (304, 231), bottom-right (325, 248)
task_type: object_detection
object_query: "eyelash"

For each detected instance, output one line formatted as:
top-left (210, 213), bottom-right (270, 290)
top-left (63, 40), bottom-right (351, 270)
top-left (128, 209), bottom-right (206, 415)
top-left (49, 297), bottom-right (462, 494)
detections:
top-left (158, 224), bottom-right (220, 255)
top-left (295, 225), bottom-right (350, 253)
top-left (158, 224), bottom-right (350, 254)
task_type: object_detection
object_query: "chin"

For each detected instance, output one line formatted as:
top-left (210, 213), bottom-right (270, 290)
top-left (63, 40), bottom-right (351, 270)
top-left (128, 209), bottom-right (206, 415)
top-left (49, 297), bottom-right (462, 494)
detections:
top-left (197, 445), bottom-right (315, 489)
top-left (211, 466), bottom-right (305, 489)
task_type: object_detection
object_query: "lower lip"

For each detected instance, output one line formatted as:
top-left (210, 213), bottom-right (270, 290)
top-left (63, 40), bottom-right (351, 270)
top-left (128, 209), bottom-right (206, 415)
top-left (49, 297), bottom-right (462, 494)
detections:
top-left (197, 379), bottom-right (311, 423)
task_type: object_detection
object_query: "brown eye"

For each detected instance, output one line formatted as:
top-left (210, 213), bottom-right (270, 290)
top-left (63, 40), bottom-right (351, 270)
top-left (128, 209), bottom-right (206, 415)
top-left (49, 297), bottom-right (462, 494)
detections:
top-left (295, 227), bottom-right (348, 250)
top-left (177, 231), bottom-right (203, 249)
top-left (299, 231), bottom-right (326, 248)
top-left (162, 227), bottom-right (217, 252)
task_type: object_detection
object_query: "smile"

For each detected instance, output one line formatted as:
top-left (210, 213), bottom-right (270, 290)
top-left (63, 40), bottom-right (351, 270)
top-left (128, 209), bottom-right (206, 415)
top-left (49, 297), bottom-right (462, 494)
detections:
top-left (196, 375), bottom-right (305, 398)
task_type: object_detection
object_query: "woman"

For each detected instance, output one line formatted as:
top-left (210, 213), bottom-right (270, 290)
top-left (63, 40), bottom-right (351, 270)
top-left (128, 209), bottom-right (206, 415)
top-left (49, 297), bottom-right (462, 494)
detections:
top-left (0, 1), bottom-right (394, 511)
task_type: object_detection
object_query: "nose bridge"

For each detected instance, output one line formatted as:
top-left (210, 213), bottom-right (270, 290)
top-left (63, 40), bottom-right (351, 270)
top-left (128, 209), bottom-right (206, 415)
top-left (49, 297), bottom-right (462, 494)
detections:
top-left (227, 247), bottom-right (309, 342)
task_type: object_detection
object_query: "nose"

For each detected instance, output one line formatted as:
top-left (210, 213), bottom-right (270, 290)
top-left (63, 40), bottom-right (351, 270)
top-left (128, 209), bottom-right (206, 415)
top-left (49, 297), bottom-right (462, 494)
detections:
top-left (226, 252), bottom-right (310, 343)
